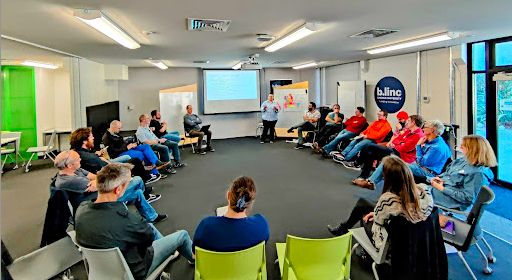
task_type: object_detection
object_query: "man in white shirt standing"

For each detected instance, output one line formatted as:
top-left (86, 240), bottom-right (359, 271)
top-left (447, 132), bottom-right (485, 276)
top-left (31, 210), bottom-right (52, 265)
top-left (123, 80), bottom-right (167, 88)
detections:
top-left (287, 102), bottom-right (321, 149)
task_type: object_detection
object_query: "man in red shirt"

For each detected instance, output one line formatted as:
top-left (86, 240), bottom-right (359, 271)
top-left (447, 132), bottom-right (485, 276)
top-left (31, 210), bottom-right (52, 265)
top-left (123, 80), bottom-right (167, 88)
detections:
top-left (316, 107), bottom-right (367, 155)
top-left (346, 115), bottom-right (425, 189)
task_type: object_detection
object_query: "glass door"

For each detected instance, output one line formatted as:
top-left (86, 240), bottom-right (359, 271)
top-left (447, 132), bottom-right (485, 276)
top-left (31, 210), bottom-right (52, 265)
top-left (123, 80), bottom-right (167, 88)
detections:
top-left (495, 73), bottom-right (512, 184)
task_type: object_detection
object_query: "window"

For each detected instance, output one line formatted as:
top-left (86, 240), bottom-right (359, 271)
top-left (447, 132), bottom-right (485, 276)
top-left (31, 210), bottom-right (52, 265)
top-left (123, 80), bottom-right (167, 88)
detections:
top-left (472, 42), bottom-right (486, 71)
top-left (469, 36), bottom-right (512, 187)
top-left (495, 41), bottom-right (512, 67)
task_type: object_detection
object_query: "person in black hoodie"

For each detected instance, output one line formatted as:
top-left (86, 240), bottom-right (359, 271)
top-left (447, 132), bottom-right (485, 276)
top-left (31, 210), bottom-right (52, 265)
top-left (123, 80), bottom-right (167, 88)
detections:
top-left (70, 127), bottom-right (158, 184)
top-left (102, 120), bottom-right (171, 178)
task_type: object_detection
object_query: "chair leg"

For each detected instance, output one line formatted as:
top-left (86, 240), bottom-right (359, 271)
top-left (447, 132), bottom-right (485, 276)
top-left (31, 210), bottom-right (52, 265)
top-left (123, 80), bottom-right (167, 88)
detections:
top-left (25, 153), bottom-right (36, 172)
top-left (457, 251), bottom-right (478, 280)
top-left (1, 155), bottom-right (8, 173)
top-left (481, 237), bottom-right (496, 263)
top-left (475, 243), bottom-right (493, 274)
top-left (46, 152), bottom-right (55, 162)
top-left (372, 262), bottom-right (380, 280)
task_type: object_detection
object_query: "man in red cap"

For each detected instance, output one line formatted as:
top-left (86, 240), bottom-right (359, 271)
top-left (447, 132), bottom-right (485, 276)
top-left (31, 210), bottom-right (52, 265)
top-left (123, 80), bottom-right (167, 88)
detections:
top-left (379, 110), bottom-right (409, 147)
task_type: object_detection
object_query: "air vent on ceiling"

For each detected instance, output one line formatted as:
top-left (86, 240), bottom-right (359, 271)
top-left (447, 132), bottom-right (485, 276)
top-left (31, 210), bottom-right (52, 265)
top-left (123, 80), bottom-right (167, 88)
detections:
top-left (193, 60), bottom-right (210, 64)
top-left (270, 61), bottom-right (287, 64)
top-left (187, 18), bottom-right (231, 32)
top-left (350, 28), bottom-right (399, 38)
top-left (256, 34), bottom-right (275, 42)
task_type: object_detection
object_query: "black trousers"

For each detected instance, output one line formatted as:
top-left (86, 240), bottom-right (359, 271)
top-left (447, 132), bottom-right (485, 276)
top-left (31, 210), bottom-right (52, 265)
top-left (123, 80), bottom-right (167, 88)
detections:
top-left (316, 125), bottom-right (343, 146)
top-left (356, 143), bottom-right (400, 179)
top-left (261, 120), bottom-right (277, 141)
top-left (344, 198), bottom-right (376, 229)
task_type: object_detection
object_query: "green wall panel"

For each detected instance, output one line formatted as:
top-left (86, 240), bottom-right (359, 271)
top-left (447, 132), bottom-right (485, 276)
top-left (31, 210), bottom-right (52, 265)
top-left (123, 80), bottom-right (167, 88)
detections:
top-left (1, 66), bottom-right (38, 163)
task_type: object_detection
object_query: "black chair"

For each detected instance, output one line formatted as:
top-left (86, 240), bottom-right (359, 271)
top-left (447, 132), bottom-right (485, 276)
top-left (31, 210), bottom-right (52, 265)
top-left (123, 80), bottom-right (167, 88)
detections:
top-left (351, 207), bottom-right (448, 280)
top-left (386, 207), bottom-right (448, 280)
top-left (436, 185), bottom-right (496, 280)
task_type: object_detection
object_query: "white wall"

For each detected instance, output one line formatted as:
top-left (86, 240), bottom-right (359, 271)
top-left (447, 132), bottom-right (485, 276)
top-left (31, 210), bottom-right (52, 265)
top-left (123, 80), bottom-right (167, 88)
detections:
top-left (77, 59), bottom-right (119, 126)
top-left (34, 67), bottom-right (72, 148)
top-left (118, 67), bottom-right (317, 138)
top-left (322, 47), bottom-right (467, 144)
top-left (361, 53), bottom-right (418, 127)
top-left (35, 68), bottom-right (55, 146)
top-left (324, 62), bottom-right (360, 105)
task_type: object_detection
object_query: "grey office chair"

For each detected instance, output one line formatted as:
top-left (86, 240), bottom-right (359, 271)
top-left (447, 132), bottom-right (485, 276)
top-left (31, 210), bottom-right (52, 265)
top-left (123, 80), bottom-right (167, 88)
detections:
top-left (68, 231), bottom-right (173, 280)
top-left (437, 185), bottom-right (495, 280)
top-left (350, 227), bottom-right (390, 280)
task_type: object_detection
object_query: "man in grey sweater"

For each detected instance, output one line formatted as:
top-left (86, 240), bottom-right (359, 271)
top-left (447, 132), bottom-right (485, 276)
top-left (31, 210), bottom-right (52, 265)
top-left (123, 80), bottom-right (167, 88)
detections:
top-left (183, 105), bottom-right (215, 155)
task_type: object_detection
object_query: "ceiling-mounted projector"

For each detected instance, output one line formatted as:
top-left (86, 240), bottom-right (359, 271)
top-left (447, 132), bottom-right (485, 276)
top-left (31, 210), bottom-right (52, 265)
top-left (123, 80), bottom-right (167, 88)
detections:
top-left (241, 63), bottom-right (262, 70)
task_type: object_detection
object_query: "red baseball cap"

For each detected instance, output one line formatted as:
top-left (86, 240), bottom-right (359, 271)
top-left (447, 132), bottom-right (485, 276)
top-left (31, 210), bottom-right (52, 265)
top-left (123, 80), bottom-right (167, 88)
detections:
top-left (396, 111), bottom-right (409, 120)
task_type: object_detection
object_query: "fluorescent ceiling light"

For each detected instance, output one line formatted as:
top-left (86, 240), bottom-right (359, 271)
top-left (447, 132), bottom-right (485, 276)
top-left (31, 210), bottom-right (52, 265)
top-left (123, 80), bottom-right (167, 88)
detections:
top-left (232, 61), bottom-right (244, 70)
top-left (265, 23), bottom-right (317, 52)
top-left (148, 60), bottom-right (168, 69)
top-left (367, 32), bottom-right (459, 54)
top-left (293, 62), bottom-right (317, 69)
top-left (74, 9), bottom-right (140, 49)
top-left (20, 60), bottom-right (59, 69)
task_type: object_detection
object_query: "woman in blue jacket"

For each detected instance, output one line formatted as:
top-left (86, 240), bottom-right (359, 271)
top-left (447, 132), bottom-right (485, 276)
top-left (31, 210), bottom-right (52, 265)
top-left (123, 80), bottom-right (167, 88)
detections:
top-left (427, 135), bottom-right (497, 210)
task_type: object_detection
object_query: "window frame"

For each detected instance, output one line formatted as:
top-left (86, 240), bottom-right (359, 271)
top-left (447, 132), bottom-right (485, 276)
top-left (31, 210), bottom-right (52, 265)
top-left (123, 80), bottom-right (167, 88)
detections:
top-left (468, 36), bottom-right (512, 189)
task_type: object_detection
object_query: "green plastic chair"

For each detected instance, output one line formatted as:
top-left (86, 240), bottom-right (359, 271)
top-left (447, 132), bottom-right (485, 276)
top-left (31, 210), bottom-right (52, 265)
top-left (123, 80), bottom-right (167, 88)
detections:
top-left (194, 241), bottom-right (267, 280)
top-left (276, 233), bottom-right (352, 280)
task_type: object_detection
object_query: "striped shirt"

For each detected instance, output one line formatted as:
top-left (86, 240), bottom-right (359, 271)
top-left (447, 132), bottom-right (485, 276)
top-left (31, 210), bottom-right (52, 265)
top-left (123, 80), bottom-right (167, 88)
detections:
top-left (372, 184), bottom-right (434, 250)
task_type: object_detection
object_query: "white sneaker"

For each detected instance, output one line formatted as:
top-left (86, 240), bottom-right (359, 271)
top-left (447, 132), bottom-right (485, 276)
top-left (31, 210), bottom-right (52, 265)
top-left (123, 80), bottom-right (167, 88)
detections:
top-left (260, 141), bottom-right (264, 144)
top-left (147, 194), bottom-right (162, 203)
top-left (170, 250), bottom-right (180, 261)
top-left (269, 141), bottom-right (274, 144)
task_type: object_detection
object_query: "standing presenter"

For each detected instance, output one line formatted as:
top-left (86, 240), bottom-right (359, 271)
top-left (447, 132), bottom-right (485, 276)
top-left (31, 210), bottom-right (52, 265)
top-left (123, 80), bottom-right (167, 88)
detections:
top-left (260, 93), bottom-right (280, 143)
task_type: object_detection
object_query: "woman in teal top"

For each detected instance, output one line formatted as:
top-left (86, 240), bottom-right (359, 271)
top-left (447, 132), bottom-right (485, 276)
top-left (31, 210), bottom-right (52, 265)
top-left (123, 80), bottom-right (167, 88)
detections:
top-left (427, 135), bottom-right (497, 210)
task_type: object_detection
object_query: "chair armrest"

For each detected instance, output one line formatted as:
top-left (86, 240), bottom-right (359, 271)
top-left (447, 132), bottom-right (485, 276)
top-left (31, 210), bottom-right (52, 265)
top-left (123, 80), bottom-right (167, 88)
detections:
top-left (435, 204), bottom-right (469, 217)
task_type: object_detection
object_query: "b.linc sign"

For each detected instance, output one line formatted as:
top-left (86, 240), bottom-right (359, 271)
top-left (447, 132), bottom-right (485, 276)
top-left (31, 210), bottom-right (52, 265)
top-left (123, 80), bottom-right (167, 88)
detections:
top-left (374, 76), bottom-right (406, 113)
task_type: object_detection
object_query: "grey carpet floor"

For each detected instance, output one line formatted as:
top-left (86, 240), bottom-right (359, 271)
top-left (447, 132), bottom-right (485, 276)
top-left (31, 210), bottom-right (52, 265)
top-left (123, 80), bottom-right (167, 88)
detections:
top-left (1, 137), bottom-right (511, 279)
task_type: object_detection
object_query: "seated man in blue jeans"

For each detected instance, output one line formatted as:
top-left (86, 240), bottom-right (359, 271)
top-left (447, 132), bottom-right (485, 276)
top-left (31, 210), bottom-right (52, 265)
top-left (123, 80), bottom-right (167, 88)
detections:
top-left (150, 110), bottom-right (182, 143)
top-left (331, 110), bottom-right (391, 161)
top-left (137, 114), bottom-right (186, 172)
top-left (316, 107), bottom-right (367, 155)
top-left (75, 163), bottom-right (195, 279)
top-left (55, 151), bottom-right (166, 222)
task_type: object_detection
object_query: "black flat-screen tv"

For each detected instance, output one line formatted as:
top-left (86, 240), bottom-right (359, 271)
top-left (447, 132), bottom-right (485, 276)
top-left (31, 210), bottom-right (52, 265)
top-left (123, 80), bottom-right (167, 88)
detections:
top-left (86, 101), bottom-right (120, 149)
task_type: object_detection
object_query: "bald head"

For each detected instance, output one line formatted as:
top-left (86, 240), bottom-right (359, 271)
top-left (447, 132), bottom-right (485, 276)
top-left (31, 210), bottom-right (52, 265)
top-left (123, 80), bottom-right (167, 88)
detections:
top-left (55, 150), bottom-right (80, 171)
top-left (110, 120), bottom-right (122, 133)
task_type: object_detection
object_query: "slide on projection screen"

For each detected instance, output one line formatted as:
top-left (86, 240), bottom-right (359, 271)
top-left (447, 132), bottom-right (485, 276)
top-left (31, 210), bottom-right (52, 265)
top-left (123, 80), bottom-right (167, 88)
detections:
top-left (203, 70), bottom-right (261, 114)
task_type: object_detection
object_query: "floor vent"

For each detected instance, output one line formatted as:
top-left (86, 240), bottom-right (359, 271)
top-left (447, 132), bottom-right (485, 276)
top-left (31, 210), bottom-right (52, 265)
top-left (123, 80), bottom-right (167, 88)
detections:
top-left (187, 18), bottom-right (231, 32)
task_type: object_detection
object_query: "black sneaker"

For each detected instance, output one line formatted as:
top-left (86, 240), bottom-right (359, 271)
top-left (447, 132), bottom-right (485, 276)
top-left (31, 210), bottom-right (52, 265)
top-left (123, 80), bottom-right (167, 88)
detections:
top-left (174, 162), bottom-right (187, 168)
top-left (147, 194), bottom-right (161, 204)
top-left (294, 144), bottom-right (305, 150)
top-left (152, 214), bottom-right (168, 224)
top-left (197, 149), bottom-right (206, 155)
top-left (327, 223), bottom-right (349, 236)
top-left (206, 147), bottom-right (215, 152)
top-left (341, 160), bottom-right (361, 171)
top-left (145, 173), bottom-right (161, 185)
top-left (166, 166), bottom-right (177, 174)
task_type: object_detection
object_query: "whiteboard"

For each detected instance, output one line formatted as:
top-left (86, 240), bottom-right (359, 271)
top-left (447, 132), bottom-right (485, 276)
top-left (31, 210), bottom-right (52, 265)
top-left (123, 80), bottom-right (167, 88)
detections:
top-left (159, 91), bottom-right (197, 134)
top-left (337, 81), bottom-right (366, 118)
top-left (274, 88), bottom-right (308, 128)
